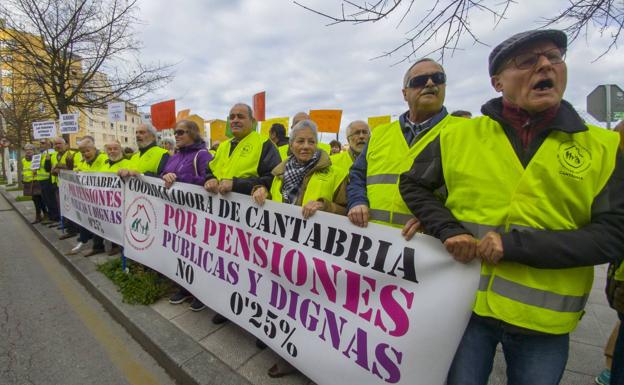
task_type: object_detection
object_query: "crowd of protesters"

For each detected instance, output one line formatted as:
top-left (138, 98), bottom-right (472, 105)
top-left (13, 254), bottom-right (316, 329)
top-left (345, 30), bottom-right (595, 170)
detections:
top-left (18, 29), bottom-right (624, 385)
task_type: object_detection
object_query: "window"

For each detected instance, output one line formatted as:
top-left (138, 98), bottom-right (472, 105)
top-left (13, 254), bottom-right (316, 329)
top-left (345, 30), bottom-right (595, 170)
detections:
top-left (110, 123), bottom-right (114, 129)
top-left (124, 137), bottom-right (128, 143)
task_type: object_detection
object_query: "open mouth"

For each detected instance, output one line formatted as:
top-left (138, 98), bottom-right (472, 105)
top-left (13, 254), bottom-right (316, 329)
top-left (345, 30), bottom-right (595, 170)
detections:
top-left (533, 79), bottom-right (554, 91)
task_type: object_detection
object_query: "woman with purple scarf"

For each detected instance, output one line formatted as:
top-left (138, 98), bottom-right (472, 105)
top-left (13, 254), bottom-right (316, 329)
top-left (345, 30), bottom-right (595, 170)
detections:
top-left (162, 119), bottom-right (212, 311)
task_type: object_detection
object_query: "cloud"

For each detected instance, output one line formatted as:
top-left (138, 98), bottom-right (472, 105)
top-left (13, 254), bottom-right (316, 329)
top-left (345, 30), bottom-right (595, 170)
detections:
top-left (135, 0), bottom-right (623, 141)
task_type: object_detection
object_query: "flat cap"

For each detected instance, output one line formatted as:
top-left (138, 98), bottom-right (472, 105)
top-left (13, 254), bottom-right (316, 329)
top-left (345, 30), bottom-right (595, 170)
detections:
top-left (488, 29), bottom-right (567, 76)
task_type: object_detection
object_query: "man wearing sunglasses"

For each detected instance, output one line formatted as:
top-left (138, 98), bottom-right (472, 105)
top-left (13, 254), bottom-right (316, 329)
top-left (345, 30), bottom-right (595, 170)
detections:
top-left (346, 58), bottom-right (462, 240)
top-left (400, 29), bottom-right (624, 385)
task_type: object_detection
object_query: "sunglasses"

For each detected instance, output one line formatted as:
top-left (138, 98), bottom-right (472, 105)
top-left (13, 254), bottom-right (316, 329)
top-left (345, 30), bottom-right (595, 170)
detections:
top-left (174, 129), bottom-right (188, 136)
top-left (406, 72), bottom-right (446, 88)
top-left (405, 72), bottom-right (446, 88)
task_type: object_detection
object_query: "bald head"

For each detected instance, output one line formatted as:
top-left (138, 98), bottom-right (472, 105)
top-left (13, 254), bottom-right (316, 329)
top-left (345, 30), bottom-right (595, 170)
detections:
top-left (292, 112), bottom-right (310, 128)
top-left (53, 137), bottom-right (67, 153)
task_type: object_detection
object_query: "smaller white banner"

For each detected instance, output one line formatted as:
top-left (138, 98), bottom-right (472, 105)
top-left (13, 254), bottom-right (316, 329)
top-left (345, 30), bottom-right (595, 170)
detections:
top-left (59, 171), bottom-right (125, 244)
top-left (108, 102), bottom-right (125, 122)
top-left (32, 121), bottom-right (57, 139)
top-left (30, 154), bottom-right (42, 170)
top-left (59, 113), bottom-right (80, 134)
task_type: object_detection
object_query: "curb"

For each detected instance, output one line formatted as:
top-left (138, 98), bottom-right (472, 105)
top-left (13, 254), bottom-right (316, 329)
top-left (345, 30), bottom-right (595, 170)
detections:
top-left (1, 188), bottom-right (251, 385)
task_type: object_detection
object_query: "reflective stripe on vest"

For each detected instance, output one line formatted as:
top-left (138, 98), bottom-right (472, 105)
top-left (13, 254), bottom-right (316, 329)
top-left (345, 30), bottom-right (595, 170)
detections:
top-left (210, 131), bottom-right (265, 180)
top-left (442, 116), bottom-right (619, 334)
top-left (270, 163), bottom-right (347, 205)
top-left (129, 146), bottom-right (168, 174)
top-left (477, 274), bottom-right (588, 313)
top-left (366, 115), bottom-right (460, 228)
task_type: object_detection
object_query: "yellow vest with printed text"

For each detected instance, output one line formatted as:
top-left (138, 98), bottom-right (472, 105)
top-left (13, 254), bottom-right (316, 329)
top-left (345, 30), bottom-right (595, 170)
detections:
top-left (129, 145), bottom-right (168, 174)
top-left (269, 164), bottom-right (348, 205)
top-left (209, 131), bottom-right (266, 180)
top-left (366, 115), bottom-right (460, 227)
top-left (441, 116), bottom-right (620, 334)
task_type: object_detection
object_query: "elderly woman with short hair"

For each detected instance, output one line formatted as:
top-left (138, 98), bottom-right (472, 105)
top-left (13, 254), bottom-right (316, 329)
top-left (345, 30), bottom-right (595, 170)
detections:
top-left (251, 119), bottom-right (348, 378)
top-left (21, 143), bottom-right (47, 223)
top-left (162, 119), bottom-right (212, 311)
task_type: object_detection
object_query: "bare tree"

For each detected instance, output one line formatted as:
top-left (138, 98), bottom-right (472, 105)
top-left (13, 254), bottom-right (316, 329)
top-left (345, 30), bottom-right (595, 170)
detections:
top-left (295, 0), bottom-right (623, 63)
top-left (0, 70), bottom-right (51, 186)
top-left (0, 0), bottom-right (175, 116)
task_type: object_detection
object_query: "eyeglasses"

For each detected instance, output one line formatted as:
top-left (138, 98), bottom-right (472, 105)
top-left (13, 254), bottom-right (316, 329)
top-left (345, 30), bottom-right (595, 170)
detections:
top-left (510, 47), bottom-right (566, 70)
top-left (348, 129), bottom-right (370, 138)
top-left (406, 72), bottom-right (446, 89)
top-left (174, 129), bottom-right (187, 136)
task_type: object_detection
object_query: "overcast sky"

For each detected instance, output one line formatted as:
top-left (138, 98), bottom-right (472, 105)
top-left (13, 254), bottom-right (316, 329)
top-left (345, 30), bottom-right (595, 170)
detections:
top-left (135, 0), bottom-right (624, 142)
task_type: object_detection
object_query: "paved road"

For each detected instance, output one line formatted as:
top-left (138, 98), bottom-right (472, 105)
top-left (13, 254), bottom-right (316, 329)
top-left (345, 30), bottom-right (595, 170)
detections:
top-left (0, 194), bottom-right (175, 385)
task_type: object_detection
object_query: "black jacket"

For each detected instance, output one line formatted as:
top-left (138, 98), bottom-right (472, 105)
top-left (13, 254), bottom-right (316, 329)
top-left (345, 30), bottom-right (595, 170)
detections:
top-left (399, 97), bottom-right (624, 269)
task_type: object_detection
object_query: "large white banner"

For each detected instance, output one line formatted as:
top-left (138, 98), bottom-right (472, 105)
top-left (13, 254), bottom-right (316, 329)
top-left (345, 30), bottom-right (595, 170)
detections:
top-left (122, 175), bottom-right (480, 385)
top-left (59, 171), bottom-right (124, 244)
top-left (59, 113), bottom-right (79, 134)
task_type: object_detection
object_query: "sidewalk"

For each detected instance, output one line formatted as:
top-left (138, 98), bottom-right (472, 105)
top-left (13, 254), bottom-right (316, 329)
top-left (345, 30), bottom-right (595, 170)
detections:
top-left (1, 186), bottom-right (615, 385)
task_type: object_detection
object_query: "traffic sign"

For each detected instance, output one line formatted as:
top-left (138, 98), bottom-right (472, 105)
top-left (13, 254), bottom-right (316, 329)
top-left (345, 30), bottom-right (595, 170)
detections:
top-left (587, 84), bottom-right (624, 125)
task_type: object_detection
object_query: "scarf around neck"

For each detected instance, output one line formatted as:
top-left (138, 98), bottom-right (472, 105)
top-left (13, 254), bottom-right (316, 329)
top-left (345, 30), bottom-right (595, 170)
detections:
top-left (281, 150), bottom-right (321, 204)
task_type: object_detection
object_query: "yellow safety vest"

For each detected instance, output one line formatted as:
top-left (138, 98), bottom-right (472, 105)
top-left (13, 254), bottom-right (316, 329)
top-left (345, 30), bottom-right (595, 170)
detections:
top-left (278, 144), bottom-right (289, 160)
top-left (330, 150), bottom-right (355, 171)
top-left (367, 115), bottom-right (460, 227)
top-left (210, 131), bottom-right (266, 180)
top-left (100, 158), bottom-right (131, 173)
top-left (33, 151), bottom-right (53, 181)
top-left (21, 158), bottom-right (34, 182)
top-left (128, 145), bottom-right (169, 174)
top-left (441, 116), bottom-right (620, 334)
top-left (75, 152), bottom-right (108, 172)
top-left (50, 150), bottom-right (76, 185)
top-left (269, 163), bottom-right (348, 205)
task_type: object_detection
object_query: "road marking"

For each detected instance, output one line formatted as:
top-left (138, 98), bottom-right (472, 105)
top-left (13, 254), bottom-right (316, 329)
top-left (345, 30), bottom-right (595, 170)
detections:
top-left (14, 211), bottom-right (163, 385)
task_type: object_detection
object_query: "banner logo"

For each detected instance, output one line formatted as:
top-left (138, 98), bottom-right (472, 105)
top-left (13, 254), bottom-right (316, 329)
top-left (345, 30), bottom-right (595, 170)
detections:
top-left (125, 196), bottom-right (157, 250)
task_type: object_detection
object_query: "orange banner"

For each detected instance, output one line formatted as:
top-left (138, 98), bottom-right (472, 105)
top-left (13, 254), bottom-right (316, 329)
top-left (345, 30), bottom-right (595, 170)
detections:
top-left (253, 92), bottom-right (266, 121)
top-left (210, 119), bottom-right (228, 143)
top-left (177, 109), bottom-right (190, 121)
top-left (309, 110), bottom-right (342, 133)
top-left (151, 100), bottom-right (176, 130)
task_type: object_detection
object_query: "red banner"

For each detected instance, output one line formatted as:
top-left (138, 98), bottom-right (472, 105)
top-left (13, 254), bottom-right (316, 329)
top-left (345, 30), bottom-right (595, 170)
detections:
top-left (253, 92), bottom-right (266, 121)
top-left (151, 100), bottom-right (176, 130)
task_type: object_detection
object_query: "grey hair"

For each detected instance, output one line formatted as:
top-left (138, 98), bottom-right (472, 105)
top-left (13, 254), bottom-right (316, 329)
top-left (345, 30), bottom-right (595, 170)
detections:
top-left (346, 120), bottom-right (370, 135)
top-left (403, 58), bottom-right (444, 88)
top-left (53, 136), bottom-right (67, 144)
top-left (289, 119), bottom-right (318, 144)
top-left (24, 143), bottom-right (35, 150)
top-left (161, 138), bottom-right (175, 147)
top-left (139, 122), bottom-right (159, 140)
top-left (232, 103), bottom-right (255, 121)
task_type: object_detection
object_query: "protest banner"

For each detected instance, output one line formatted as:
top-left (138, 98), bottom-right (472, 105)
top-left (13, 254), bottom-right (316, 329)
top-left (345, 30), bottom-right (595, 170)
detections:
top-left (253, 91), bottom-right (266, 121)
top-left (122, 175), bottom-right (480, 385)
top-left (30, 154), bottom-right (42, 170)
top-left (108, 102), bottom-right (125, 122)
top-left (260, 117), bottom-right (289, 137)
top-left (368, 115), bottom-right (392, 130)
top-left (59, 113), bottom-right (80, 134)
top-left (32, 121), bottom-right (57, 139)
top-left (310, 110), bottom-right (342, 133)
top-left (59, 171), bottom-right (125, 245)
top-left (209, 119), bottom-right (228, 143)
top-left (151, 100), bottom-right (176, 130)
top-left (176, 109), bottom-right (190, 121)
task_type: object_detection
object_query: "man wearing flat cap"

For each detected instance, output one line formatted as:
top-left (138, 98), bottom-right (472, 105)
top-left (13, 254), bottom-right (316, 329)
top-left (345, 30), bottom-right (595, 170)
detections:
top-left (400, 29), bottom-right (624, 385)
